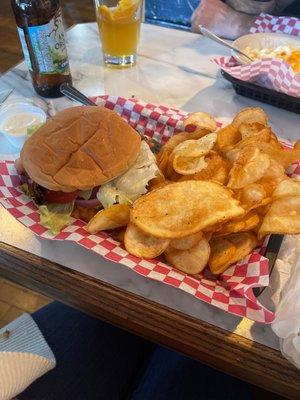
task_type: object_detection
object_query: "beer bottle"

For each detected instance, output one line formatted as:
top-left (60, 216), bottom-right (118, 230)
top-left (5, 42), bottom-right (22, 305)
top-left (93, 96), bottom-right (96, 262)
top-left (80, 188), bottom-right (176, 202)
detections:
top-left (11, 0), bottom-right (72, 98)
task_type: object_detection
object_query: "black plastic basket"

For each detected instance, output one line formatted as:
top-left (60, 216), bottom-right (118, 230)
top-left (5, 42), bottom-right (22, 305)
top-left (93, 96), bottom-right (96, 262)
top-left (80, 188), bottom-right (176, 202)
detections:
top-left (221, 70), bottom-right (300, 114)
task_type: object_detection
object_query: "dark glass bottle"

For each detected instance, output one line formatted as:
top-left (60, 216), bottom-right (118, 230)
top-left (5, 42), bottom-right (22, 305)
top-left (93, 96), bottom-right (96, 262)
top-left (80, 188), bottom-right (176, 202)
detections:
top-left (11, 0), bottom-right (72, 98)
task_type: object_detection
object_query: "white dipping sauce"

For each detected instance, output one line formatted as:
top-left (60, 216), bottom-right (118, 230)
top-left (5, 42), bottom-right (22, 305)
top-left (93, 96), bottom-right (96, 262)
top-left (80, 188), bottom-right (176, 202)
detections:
top-left (0, 101), bottom-right (47, 150)
top-left (2, 112), bottom-right (44, 136)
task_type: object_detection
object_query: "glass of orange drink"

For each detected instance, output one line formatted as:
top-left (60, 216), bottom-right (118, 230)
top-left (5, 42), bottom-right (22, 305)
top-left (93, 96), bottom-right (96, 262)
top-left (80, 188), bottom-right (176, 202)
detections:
top-left (94, 0), bottom-right (143, 67)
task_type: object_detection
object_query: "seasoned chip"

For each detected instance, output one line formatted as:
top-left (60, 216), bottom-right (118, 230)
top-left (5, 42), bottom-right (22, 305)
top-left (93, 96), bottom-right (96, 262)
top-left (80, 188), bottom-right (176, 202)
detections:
top-left (131, 181), bottom-right (244, 238)
top-left (228, 147), bottom-right (270, 189)
top-left (183, 112), bottom-right (217, 132)
top-left (113, 227), bottom-right (126, 243)
top-left (273, 178), bottom-right (300, 199)
top-left (269, 132), bottom-right (283, 149)
top-left (234, 128), bottom-right (277, 150)
top-left (124, 223), bottom-right (170, 258)
top-left (216, 211), bottom-right (261, 235)
top-left (173, 132), bottom-right (217, 159)
top-left (173, 155), bottom-right (207, 175)
top-left (170, 231), bottom-right (203, 250)
top-left (86, 204), bottom-right (130, 234)
top-left (216, 124), bottom-right (241, 149)
top-left (295, 140), bottom-right (300, 151)
top-left (239, 122), bottom-right (267, 140)
top-left (208, 237), bottom-right (236, 274)
top-left (226, 232), bottom-right (258, 264)
top-left (156, 132), bottom-right (189, 175)
top-left (259, 196), bottom-right (300, 238)
top-left (156, 130), bottom-right (207, 176)
top-left (255, 142), bottom-right (300, 168)
top-left (238, 183), bottom-right (267, 206)
top-left (147, 172), bottom-right (168, 191)
top-left (224, 147), bottom-right (241, 163)
top-left (164, 238), bottom-right (210, 274)
top-left (209, 232), bottom-right (258, 275)
top-left (171, 133), bottom-right (217, 175)
top-left (232, 107), bottom-right (268, 129)
top-left (179, 152), bottom-right (230, 185)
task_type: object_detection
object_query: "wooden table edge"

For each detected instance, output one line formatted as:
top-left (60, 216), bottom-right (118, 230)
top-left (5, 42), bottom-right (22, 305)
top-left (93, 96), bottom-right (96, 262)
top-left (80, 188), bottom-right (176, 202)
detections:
top-left (0, 241), bottom-right (299, 399)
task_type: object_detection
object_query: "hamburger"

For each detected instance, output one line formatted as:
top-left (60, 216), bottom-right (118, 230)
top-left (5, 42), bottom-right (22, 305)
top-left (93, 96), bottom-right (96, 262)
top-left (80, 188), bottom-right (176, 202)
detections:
top-left (16, 106), bottom-right (159, 233)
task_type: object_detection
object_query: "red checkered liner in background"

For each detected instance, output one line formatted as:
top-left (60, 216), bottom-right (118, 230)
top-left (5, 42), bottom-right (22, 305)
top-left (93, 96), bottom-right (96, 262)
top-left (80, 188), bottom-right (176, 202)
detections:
top-left (214, 56), bottom-right (300, 98)
top-left (1, 96), bottom-right (299, 323)
top-left (214, 13), bottom-right (300, 98)
top-left (250, 13), bottom-right (300, 37)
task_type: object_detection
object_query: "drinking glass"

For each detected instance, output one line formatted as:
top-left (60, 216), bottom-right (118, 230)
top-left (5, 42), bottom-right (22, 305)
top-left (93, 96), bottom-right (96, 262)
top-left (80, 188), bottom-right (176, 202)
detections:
top-left (93, 0), bottom-right (143, 67)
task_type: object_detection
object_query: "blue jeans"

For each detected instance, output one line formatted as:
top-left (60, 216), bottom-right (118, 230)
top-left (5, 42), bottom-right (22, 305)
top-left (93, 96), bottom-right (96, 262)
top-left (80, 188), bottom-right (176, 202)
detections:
top-left (19, 302), bottom-right (254, 400)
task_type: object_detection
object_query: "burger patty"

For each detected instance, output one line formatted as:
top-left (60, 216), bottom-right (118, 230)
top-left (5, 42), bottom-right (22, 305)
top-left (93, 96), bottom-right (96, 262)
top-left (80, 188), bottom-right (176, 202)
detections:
top-left (20, 172), bottom-right (79, 204)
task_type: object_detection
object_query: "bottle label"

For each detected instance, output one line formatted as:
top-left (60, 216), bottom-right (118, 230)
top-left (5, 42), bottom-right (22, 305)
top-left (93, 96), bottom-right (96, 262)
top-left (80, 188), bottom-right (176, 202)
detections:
top-left (17, 27), bottom-right (33, 71)
top-left (17, 9), bottom-right (70, 75)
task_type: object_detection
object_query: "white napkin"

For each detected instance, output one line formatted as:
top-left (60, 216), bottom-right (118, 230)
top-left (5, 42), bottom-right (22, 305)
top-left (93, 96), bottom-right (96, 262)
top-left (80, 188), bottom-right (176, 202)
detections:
top-left (0, 313), bottom-right (56, 400)
top-left (271, 235), bottom-right (300, 369)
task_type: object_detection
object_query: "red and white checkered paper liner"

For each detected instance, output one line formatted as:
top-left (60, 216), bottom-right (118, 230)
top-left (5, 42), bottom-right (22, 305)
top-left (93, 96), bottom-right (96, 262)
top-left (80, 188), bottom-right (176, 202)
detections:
top-left (1, 96), bottom-right (300, 323)
top-left (250, 13), bottom-right (300, 37)
top-left (214, 13), bottom-right (300, 98)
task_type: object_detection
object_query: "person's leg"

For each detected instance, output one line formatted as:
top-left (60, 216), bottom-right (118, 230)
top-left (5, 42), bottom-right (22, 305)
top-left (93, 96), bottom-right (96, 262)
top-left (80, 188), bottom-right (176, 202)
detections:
top-left (131, 346), bottom-right (254, 400)
top-left (19, 301), bottom-right (154, 400)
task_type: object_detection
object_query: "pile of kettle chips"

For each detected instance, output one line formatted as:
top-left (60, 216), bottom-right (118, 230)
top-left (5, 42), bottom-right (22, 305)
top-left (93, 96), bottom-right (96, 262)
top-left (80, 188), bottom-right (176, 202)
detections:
top-left (87, 107), bottom-right (300, 276)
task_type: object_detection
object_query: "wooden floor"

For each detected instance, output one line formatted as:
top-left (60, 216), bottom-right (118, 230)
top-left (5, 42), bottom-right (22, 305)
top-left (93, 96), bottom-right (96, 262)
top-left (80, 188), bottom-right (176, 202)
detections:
top-left (0, 277), bottom-right (50, 328)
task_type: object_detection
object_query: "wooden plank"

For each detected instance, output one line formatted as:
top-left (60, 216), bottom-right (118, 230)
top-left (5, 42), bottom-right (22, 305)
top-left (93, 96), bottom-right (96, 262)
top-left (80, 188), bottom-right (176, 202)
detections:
top-left (0, 241), bottom-right (299, 399)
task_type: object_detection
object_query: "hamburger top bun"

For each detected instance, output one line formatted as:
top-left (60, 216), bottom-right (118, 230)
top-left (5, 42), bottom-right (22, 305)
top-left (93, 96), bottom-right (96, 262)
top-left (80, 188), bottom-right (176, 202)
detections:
top-left (21, 106), bottom-right (141, 192)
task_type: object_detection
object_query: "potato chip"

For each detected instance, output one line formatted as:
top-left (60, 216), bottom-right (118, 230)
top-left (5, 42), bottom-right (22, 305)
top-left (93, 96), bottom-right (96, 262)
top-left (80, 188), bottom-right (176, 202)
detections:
top-left (239, 122), bottom-right (268, 140)
top-left (172, 132), bottom-right (217, 175)
top-left (232, 107), bottom-right (268, 129)
top-left (234, 131), bottom-right (271, 150)
top-left (173, 132), bottom-right (217, 159)
top-left (228, 147), bottom-right (270, 189)
top-left (295, 140), bottom-right (300, 151)
top-left (156, 132), bottom-right (188, 175)
top-left (170, 231), bottom-right (203, 250)
top-left (216, 124), bottom-right (241, 149)
top-left (224, 147), bottom-right (241, 163)
top-left (147, 172), bottom-right (167, 191)
top-left (209, 232), bottom-right (258, 275)
top-left (236, 182), bottom-right (272, 212)
top-left (173, 155), bottom-right (207, 175)
top-left (256, 160), bottom-right (286, 197)
top-left (113, 227), bottom-right (126, 243)
top-left (178, 152), bottom-right (230, 185)
top-left (183, 112), bottom-right (217, 132)
top-left (156, 130), bottom-right (207, 176)
top-left (164, 237), bottom-right (210, 274)
top-left (216, 211), bottom-right (261, 235)
top-left (124, 223), bottom-right (170, 258)
top-left (86, 204), bottom-right (130, 234)
top-left (208, 237), bottom-right (236, 274)
top-left (273, 178), bottom-right (300, 199)
top-left (226, 232), bottom-right (258, 263)
top-left (164, 153), bottom-right (181, 181)
top-left (269, 132), bottom-right (283, 149)
top-left (259, 196), bottom-right (300, 238)
top-left (131, 181), bottom-right (244, 238)
top-left (238, 183), bottom-right (267, 206)
top-left (255, 142), bottom-right (300, 168)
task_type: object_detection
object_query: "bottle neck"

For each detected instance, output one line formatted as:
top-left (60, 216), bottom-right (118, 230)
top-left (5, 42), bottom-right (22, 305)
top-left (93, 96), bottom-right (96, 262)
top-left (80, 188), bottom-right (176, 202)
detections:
top-left (12, 0), bottom-right (60, 27)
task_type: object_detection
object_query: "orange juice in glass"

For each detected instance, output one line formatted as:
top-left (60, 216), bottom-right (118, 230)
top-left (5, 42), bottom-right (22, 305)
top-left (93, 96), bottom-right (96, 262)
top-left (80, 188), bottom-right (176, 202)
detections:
top-left (94, 0), bottom-right (143, 67)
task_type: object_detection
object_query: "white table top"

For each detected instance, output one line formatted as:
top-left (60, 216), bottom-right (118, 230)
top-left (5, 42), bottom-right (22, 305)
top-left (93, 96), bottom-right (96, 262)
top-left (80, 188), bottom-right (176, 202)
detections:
top-left (1, 22), bottom-right (299, 350)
